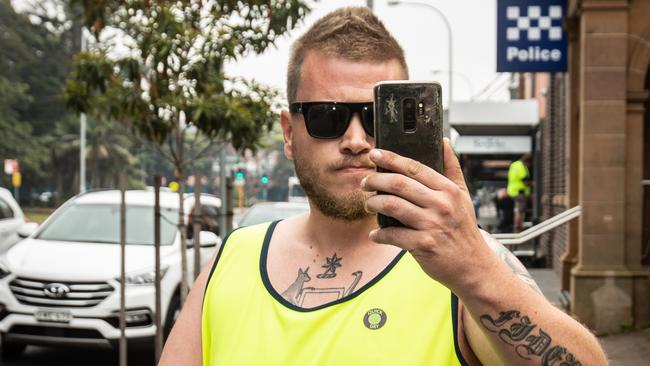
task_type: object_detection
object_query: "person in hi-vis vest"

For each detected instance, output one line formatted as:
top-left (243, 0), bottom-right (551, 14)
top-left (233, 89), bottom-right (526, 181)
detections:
top-left (161, 7), bottom-right (607, 366)
top-left (507, 154), bottom-right (533, 232)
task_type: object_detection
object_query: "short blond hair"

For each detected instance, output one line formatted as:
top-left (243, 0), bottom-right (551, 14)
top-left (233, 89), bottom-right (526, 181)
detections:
top-left (287, 6), bottom-right (408, 103)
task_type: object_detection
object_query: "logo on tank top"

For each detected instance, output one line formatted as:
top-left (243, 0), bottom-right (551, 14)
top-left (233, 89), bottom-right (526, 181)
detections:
top-left (363, 308), bottom-right (387, 330)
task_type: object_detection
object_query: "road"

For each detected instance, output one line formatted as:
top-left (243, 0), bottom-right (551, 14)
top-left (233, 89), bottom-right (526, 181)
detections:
top-left (3, 345), bottom-right (154, 366)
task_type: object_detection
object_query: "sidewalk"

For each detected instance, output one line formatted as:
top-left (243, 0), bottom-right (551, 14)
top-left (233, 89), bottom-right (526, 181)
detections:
top-left (529, 269), bottom-right (650, 365)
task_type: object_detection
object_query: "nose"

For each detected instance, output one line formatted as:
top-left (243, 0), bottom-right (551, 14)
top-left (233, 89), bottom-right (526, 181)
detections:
top-left (339, 113), bottom-right (373, 155)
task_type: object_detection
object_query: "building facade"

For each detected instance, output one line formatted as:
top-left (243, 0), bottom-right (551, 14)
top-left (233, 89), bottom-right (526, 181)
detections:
top-left (564, 0), bottom-right (650, 333)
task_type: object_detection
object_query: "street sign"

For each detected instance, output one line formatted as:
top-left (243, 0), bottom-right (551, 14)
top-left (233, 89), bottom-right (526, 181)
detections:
top-left (496, 0), bottom-right (567, 72)
top-left (12, 172), bottom-right (21, 187)
top-left (168, 181), bottom-right (179, 192)
top-left (4, 159), bottom-right (18, 175)
top-left (454, 136), bottom-right (532, 154)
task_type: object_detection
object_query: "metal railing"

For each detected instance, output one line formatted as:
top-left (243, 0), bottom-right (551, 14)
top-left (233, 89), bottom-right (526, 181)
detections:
top-left (492, 206), bottom-right (581, 245)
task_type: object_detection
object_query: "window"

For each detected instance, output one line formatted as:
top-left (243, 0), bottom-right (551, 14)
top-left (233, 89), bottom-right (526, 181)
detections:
top-left (37, 204), bottom-right (178, 245)
top-left (0, 198), bottom-right (14, 220)
top-left (187, 205), bottom-right (220, 239)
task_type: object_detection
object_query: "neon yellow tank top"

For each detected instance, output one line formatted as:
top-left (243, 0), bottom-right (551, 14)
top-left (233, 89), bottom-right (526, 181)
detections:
top-left (202, 221), bottom-right (468, 366)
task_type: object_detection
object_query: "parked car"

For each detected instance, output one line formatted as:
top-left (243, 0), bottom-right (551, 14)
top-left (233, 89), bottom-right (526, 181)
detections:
top-left (0, 189), bottom-right (222, 360)
top-left (0, 187), bottom-right (25, 254)
top-left (237, 201), bottom-right (309, 227)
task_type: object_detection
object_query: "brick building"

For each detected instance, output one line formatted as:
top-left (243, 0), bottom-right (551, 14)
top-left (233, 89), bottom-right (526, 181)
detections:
top-left (521, 0), bottom-right (650, 333)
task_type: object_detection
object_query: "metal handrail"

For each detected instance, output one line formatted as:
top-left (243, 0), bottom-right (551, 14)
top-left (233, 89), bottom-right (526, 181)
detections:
top-left (492, 206), bottom-right (581, 245)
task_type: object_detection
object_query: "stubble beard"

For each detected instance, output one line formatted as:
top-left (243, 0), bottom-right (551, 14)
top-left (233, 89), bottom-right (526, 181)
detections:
top-left (292, 142), bottom-right (373, 222)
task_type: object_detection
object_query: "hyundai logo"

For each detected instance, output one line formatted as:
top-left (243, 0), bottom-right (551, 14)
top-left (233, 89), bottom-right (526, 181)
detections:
top-left (43, 283), bottom-right (70, 299)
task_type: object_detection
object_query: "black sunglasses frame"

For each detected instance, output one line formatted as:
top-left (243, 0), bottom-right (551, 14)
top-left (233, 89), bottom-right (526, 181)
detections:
top-left (289, 101), bottom-right (374, 139)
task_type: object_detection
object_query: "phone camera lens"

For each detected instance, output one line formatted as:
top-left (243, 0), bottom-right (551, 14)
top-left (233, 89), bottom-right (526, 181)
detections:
top-left (403, 98), bottom-right (416, 131)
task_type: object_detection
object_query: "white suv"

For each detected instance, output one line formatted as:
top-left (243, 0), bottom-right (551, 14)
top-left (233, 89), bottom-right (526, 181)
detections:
top-left (0, 187), bottom-right (25, 254)
top-left (0, 189), bottom-right (222, 360)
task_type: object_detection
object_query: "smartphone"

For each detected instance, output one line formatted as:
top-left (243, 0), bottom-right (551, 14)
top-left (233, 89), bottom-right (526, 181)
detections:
top-left (373, 81), bottom-right (444, 228)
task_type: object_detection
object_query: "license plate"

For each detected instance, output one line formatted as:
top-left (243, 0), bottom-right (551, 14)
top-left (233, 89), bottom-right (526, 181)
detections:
top-left (34, 309), bottom-right (73, 324)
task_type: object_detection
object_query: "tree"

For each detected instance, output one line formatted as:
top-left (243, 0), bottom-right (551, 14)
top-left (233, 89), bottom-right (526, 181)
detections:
top-left (0, 1), bottom-right (90, 200)
top-left (64, 0), bottom-right (310, 303)
top-left (0, 77), bottom-right (45, 190)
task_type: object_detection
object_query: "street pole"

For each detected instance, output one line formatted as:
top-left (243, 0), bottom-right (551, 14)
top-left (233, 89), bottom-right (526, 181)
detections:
top-left (118, 173), bottom-right (127, 366)
top-left (432, 69), bottom-right (474, 100)
top-left (153, 176), bottom-right (162, 363)
top-left (388, 1), bottom-right (453, 106)
top-left (219, 144), bottom-right (227, 236)
top-left (79, 28), bottom-right (87, 193)
top-left (193, 174), bottom-right (202, 280)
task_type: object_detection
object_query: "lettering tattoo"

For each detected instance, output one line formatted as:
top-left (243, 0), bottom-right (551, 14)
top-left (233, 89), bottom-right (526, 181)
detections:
top-left (480, 310), bottom-right (582, 365)
top-left (281, 266), bottom-right (363, 307)
top-left (317, 253), bottom-right (343, 279)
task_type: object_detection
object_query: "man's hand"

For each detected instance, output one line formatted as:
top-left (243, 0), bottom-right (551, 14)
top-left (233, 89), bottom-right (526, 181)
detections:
top-left (362, 138), bottom-right (608, 365)
top-left (362, 138), bottom-right (491, 294)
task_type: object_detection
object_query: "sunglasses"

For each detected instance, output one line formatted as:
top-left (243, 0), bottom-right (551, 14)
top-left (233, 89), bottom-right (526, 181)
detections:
top-left (289, 101), bottom-right (374, 139)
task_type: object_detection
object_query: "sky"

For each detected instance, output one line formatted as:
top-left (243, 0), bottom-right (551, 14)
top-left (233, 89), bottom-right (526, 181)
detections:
top-left (225, 0), bottom-right (510, 107)
top-left (11, 0), bottom-right (510, 106)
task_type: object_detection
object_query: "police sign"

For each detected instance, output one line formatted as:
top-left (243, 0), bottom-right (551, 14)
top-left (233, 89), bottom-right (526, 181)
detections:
top-left (497, 0), bottom-right (567, 72)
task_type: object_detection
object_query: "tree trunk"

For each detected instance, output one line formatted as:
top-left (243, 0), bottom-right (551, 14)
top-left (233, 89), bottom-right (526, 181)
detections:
top-left (176, 170), bottom-right (189, 306)
top-left (193, 174), bottom-right (201, 280)
top-left (176, 128), bottom-right (189, 305)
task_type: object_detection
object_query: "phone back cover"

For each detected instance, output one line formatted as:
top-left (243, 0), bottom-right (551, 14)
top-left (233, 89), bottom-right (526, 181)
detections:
top-left (374, 81), bottom-right (444, 228)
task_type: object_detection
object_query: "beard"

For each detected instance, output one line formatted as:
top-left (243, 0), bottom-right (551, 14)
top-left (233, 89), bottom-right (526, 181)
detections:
top-left (292, 141), bottom-right (374, 222)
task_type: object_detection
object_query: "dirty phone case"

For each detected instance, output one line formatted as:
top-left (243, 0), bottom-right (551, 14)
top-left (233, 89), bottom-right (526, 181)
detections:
top-left (373, 81), bottom-right (444, 228)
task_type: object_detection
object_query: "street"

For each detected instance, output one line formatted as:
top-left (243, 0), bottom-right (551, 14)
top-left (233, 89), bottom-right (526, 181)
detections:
top-left (4, 345), bottom-right (153, 366)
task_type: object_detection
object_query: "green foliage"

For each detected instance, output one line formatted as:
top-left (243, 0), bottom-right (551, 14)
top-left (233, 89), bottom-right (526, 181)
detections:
top-left (0, 1), bottom-right (96, 200)
top-left (0, 0), bottom-right (74, 135)
top-left (0, 77), bottom-right (44, 184)
top-left (64, 0), bottom-right (310, 150)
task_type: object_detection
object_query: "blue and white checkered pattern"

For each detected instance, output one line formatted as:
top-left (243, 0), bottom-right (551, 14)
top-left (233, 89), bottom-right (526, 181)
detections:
top-left (505, 5), bottom-right (563, 42)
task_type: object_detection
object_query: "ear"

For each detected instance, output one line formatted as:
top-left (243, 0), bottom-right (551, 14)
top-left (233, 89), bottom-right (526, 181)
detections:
top-left (280, 109), bottom-right (294, 161)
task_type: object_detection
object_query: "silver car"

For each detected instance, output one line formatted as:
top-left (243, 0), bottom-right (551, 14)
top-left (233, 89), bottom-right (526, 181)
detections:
top-left (237, 202), bottom-right (309, 227)
top-left (0, 187), bottom-right (25, 253)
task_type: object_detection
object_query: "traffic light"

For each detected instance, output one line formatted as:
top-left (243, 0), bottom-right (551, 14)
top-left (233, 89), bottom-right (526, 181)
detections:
top-left (235, 168), bottom-right (245, 181)
top-left (261, 175), bottom-right (269, 185)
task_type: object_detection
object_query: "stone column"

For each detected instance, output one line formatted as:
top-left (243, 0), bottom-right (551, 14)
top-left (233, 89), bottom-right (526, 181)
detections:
top-left (569, 0), bottom-right (649, 334)
top-left (561, 11), bottom-right (580, 293)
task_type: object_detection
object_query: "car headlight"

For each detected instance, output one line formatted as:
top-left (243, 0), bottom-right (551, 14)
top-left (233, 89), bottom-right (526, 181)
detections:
top-left (0, 257), bottom-right (11, 279)
top-left (118, 267), bottom-right (168, 286)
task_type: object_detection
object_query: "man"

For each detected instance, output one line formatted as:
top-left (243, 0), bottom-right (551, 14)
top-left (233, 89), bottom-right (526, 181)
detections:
top-left (161, 7), bottom-right (607, 365)
top-left (507, 154), bottom-right (533, 232)
top-left (495, 188), bottom-right (514, 233)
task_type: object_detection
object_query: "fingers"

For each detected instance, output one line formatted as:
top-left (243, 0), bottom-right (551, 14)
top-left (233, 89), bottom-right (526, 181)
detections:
top-left (365, 193), bottom-right (424, 228)
top-left (368, 226), bottom-right (422, 252)
top-left (361, 172), bottom-right (437, 208)
top-left (442, 138), bottom-right (469, 192)
top-left (369, 148), bottom-right (453, 192)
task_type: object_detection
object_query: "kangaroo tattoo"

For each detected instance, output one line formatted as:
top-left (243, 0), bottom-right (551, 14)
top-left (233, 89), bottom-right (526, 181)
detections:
top-left (281, 267), bottom-right (311, 305)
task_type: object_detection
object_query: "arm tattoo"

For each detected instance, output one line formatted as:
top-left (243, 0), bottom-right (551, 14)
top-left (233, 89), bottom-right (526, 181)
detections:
top-left (480, 310), bottom-right (582, 365)
top-left (481, 231), bottom-right (543, 295)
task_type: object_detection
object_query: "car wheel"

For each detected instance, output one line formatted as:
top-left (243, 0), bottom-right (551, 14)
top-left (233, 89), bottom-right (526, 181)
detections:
top-left (163, 294), bottom-right (181, 341)
top-left (1, 338), bottom-right (27, 360)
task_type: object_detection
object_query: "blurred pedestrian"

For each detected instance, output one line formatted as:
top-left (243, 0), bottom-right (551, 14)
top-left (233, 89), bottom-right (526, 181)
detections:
top-left (495, 188), bottom-right (514, 233)
top-left (507, 154), bottom-right (532, 232)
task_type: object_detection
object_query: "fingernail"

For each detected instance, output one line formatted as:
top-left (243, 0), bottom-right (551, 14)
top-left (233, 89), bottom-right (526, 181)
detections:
top-left (360, 176), bottom-right (367, 188)
top-left (370, 149), bottom-right (381, 160)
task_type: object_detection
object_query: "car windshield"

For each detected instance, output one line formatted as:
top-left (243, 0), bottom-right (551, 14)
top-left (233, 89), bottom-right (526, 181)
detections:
top-left (37, 204), bottom-right (178, 245)
top-left (238, 205), bottom-right (308, 227)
